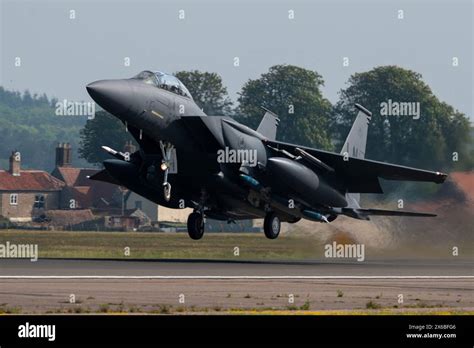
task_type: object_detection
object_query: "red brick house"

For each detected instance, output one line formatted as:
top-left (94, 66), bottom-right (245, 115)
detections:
top-left (0, 151), bottom-right (64, 222)
top-left (50, 143), bottom-right (123, 211)
top-left (0, 144), bottom-right (157, 229)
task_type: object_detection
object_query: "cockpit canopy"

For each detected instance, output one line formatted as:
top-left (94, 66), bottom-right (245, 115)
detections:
top-left (132, 70), bottom-right (193, 99)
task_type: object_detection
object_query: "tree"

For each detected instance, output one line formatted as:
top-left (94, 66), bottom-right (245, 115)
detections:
top-left (331, 66), bottom-right (472, 170)
top-left (236, 64), bottom-right (333, 149)
top-left (0, 87), bottom-right (87, 171)
top-left (174, 70), bottom-right (233, 115)
top-left (79, 111), bottom-right (135, 166)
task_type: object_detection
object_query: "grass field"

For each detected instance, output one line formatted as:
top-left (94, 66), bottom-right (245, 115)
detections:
top-left (0, 229), bottom-right (471, 260)
top-left (0, 230), bottom-right (323, 260)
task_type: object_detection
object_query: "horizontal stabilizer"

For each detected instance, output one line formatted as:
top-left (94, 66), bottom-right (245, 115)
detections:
top-left (341, 207), bottom-right (437, 219)
top-left (356, 208), bottom-right (436, 217)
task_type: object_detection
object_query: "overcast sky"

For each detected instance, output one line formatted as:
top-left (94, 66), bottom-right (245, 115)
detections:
top-left (1, 0), bottom-right (473, 119)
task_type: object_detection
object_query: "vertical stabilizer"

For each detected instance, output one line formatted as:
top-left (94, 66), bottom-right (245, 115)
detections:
top-left (256, 107), bottom-right (280, 140)
top-left (340, 104), bottom-right (372, 207)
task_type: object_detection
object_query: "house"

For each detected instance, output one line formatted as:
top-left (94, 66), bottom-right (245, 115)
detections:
top-left (1, 143), bottom-right (251, 231)
top-left (51, 143), bottom-right (163, 228)
top-left (0, 151), bottom-right (64, 222)
top-left (45, 209), bottom-right (96, 229)
top-left (125, 191), bottom-right (159, 222)
top-left (51, 143), bottom-right (123, 211)
top-left (157, 205), bottom-right (192, 223)
top-left (124, 190), bottom-right (192, 224)
top-left (104, 214), bottom-right (140, 230)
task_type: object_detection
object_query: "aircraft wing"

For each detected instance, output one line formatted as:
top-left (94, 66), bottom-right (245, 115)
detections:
top-left (177, 116), bottom-right (226, 153)
top-left (264, 139), bottom-right (447, 193)
top-left (176, 117), bottom-right (447, 192)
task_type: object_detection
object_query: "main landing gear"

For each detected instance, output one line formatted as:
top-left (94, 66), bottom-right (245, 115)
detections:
top-left (187, 189), bottom-right (209, 240)
top-left (187, 211), bottom-right (205, 240)
top-left (263, 212), bottom-right (280, 239)
top-left (187, 211), bottom-right (281, 240)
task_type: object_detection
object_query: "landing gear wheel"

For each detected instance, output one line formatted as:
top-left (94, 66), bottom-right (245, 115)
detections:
top-left (264, 212), bottom-right (280, 239)
top-left (187, 212), bottom-right (204, 240)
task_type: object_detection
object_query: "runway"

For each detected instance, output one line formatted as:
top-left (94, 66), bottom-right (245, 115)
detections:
top-left (1, 258), bottom-right (473, 277)
top-left (0, 259), bottom-right (472, 314)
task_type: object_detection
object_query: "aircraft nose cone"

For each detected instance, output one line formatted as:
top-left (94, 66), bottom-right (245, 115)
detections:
top-left (86, 79), bottom-right (132, 116)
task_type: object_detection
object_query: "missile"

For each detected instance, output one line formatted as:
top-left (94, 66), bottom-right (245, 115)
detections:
top-left (302, 210), bottom-right (329, 223)
top-left (239, 174), bottom-right (262, 190)
top-left (101, 146), bottom-right (128, 161)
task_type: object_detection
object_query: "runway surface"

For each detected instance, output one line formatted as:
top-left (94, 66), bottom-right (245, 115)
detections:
top-left (1, 258), bottom-right (473, 277)
top-left (0, 259), bottom-right (472, 313)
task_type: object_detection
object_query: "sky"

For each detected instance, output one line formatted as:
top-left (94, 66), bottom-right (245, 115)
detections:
top-left (1, 0), bottom-right (473, 119)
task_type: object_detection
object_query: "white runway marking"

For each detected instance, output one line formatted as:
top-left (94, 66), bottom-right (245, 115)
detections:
top-left (1, 276), bottom-right (473, 280)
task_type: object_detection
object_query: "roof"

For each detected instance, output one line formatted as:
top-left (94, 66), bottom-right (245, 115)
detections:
top-left (51, 166), bottom-right (122, 208)
top-left (46, 209), bottom-right (95, 226)
top-left (0, 170), bottom-right (65, 191)
top-left (51, 167), bottom-right (99, 186)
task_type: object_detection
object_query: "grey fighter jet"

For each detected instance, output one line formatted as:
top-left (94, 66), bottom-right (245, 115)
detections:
top-left (87, 70), bottom-right (447, 240)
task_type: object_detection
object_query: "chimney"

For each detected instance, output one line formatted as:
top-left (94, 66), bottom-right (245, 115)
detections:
top-left (9, 151), bottom-right (21, 176)
top-left (55, 142), bottom-right (72, 167)
top-left (123, 141), bottom-right (136, 154)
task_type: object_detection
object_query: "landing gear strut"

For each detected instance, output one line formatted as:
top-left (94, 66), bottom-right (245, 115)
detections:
top-left (159, 141), bottom-right (175, 201)
top-left (263, 212), bottom-right (280, 239)
top-left (187, 212), bottom-right (205, 240)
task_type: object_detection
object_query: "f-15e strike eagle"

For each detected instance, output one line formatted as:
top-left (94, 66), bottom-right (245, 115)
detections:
top-left (86, 70), bottom-right (447, 240)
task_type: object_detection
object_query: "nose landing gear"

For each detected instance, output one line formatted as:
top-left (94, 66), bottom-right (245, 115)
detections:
top-left (159, 141), bottom-right (175, 201)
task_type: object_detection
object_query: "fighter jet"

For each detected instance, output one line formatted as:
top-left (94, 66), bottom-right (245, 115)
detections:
top-left (86, 70), bottom-right (447, 240)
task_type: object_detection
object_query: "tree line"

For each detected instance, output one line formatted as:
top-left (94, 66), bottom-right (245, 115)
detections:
top-left (0, 87), bottom-right (88, 171)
